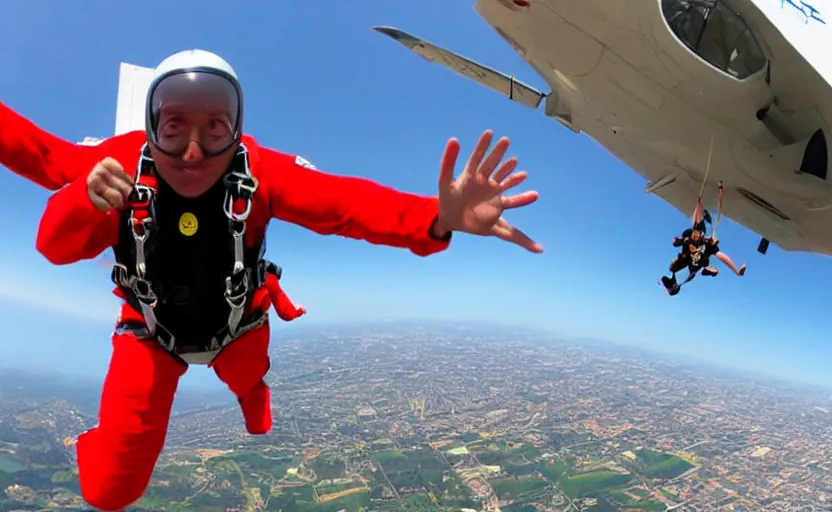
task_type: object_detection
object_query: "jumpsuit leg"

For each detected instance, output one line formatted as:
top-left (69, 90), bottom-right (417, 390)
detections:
top-left (77, 331), bottom-right (187, 511)
top-left (668, 255), bottom-right (688, 280)
top-left (210, 325), bottom-right (272, 435)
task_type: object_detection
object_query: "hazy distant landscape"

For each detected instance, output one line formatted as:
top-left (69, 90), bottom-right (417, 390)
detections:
top-left (0, 322), bottom-right (830, 511)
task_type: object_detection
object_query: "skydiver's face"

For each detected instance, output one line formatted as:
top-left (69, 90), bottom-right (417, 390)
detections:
top-left (147, 71), bottom-right (241, 198)
top-left (149, 104), bottom-right (237, 198)
top-left (691, 231), bottom-right (702, 242)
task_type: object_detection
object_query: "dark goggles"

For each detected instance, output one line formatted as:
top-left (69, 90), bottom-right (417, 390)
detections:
top-left (146, 70), bottom-right (243, 158)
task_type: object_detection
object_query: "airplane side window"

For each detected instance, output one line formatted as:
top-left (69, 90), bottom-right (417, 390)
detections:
top-left (698, 3), bottom-right (766, 78)
top-left (661, 0), bottom-right (708, 49)
top-left (661, 0), bottom-right (766, 79)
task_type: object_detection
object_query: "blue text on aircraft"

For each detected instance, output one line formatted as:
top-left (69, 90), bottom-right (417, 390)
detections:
top-left (781, 0), bottom-right (826, 24)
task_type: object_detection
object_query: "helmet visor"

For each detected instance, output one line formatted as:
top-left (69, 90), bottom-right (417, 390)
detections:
top-left (148, 71), bottom-right (241, 157)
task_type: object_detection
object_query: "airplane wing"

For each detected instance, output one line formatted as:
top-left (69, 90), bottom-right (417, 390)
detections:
top-left (372, 26), bottom-right (546, 110)
top-left (373, 21), bottom-right (829, 254)
top-left (77, 62), bottom-right (154, 145)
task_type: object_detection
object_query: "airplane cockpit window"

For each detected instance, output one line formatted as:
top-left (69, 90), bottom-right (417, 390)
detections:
top-left (661, 0), bottom-right (766, 79)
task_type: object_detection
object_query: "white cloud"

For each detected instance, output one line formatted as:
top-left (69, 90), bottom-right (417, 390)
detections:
top-left (0, 273), bottom-right (119, 326)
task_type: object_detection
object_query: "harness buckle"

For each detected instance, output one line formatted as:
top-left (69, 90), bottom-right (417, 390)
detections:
top-left (130, 217), bottom-right (154, 241)
top-left (224, 272), bottom-right (250, 309)
top-left (224, 172), bottom-right (258, 198)
top-left (132, 277), bottom-right (158, 308)
top-left (127, 184), bottom-right (155, 210)
top-left (111, 263), bottom-right (129, 287)
top-left (222, 157), bottom-right (258, 222)
top-left (230, 223), bottom-right (246, 274)
top-left (130, 219), bottom-right (154, 276)
top-left (223, 189), bottom-right (256, 222)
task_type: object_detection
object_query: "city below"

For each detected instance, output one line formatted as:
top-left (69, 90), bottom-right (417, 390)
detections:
top-left (0, 321), bottom-right (829, 511)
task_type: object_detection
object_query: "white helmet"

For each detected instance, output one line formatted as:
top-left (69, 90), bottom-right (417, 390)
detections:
top-left (145, 49), bottom-right (244, 156)
top-left (153, 49), bottom-right (239, 81)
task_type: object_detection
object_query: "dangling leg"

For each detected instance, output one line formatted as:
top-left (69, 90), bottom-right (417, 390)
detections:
top-left (77, 331), bottom-right (187, 511)
top-left (701, 261), bottom-right (719, 277)
top-left (210, 325), bottom-right (272, 435)
top-left (716, 251), bottom-right (746, 276)
top-left (682, 267), bottom-right (699, 284)
top-left (662, 254), bottom-right (687, 290)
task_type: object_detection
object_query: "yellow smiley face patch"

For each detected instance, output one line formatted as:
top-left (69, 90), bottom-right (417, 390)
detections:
top-left (178, 212), bottom-right (198, 237)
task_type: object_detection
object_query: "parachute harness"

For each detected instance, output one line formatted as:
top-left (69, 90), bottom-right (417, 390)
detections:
top-left (111, 143), bottom-right (276, 354)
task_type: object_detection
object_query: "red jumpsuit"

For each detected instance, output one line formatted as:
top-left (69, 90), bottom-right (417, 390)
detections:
top-left (0, 100), bottom-right (124, 189)
top-left (0, 100), bottom-right (310, 318)
top-left (29, 126), bottom-right (451, 510)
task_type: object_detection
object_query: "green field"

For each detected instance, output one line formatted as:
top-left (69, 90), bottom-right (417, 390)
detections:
top-left (558, 470), bottom-right (633, 498)
top-left (0, 431), bottom-right (697, 512)
top-left (630, 448), bottom-right (694, 479)
top-left (489, 474), bottom-right (550, 500)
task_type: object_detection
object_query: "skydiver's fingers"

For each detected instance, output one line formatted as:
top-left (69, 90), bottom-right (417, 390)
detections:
top-left (492, 219), bottom-right (544, 253)
top-left (498, 170), bottom-right (528, 192)
top-left (87, 157), bottom-right (133, 210)
top-left (464, 129), bottom-right (492, 177)
top-left (99, 187), bottom-right (126, 210)
top-left (109, 169), bottom-right (134, 190)
top-left (99, 157), bottom-right (132, 184)
top-left (88, 192), bottom-right (111, 212)
top-left (102, 170), bottom-right (134, 199)
top-left (478, 136), bottom-right (510, 178)
top-left (438, 138), bottom-right (460, 190)
top-left (501, 190), bottom-right (539, 210)
top-left (90, 177), bottom-right (125, 210)
top-left (492, 157), bottom-right (518, 183)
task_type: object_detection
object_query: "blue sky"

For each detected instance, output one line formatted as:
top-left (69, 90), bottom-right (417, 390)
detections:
top-left (0, 0), bottom-right (830, 388)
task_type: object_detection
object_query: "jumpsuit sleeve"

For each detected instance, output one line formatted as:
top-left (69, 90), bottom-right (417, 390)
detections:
top-left (0, 101), bottom-right (107, 189)
top-left (261, 149), bottom-right (452, 257)
top-left (35, 175), bottom-right (121, 265)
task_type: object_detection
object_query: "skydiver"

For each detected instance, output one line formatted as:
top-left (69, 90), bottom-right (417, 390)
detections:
top-left (5, 49), bottom-right (543, 511)
top-left (661, 214), bottom-right (746, 295)
top-left (661, 220), bottom-right (710, 295)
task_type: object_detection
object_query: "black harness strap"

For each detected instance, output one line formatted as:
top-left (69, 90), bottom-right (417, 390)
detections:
top-left (111, 143), bottom-right (279, 354)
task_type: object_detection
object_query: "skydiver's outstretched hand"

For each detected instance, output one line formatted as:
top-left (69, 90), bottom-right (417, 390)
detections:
top-left (87, 157), bottom-right (134, 211)
top-left (435, 130), bottom-right (543, 253)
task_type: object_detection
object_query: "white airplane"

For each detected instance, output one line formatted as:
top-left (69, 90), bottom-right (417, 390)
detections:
top-left (374, 0), bottom-right (832, 257)
top-left (78, 62), bottom-right (155, 146)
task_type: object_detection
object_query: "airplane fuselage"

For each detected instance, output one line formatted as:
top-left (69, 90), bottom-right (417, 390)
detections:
top-left (470, 0), bottom-right (832, 254)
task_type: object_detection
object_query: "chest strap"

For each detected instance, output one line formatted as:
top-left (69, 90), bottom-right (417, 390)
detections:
top-left (111, 143), bottom-right (269, 352)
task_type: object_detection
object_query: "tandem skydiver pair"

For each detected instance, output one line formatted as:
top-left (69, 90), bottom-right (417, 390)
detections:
top-left (660, 181), bottom-right (747, 296)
